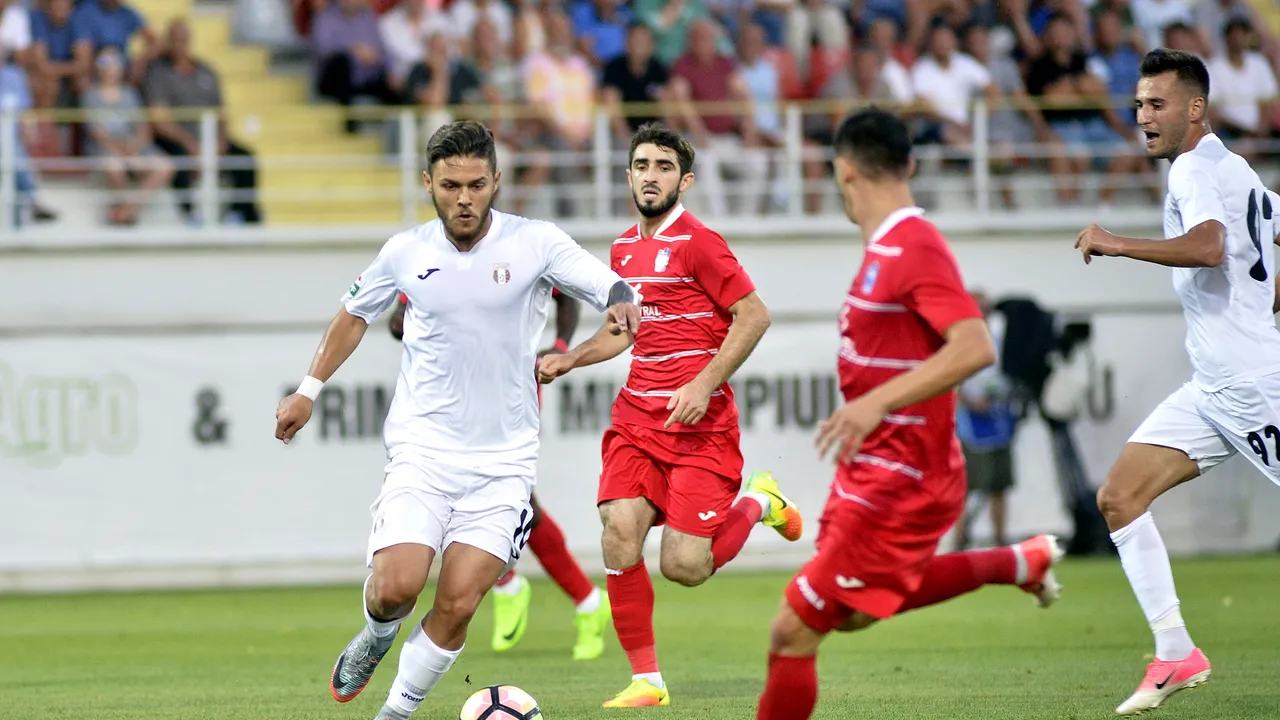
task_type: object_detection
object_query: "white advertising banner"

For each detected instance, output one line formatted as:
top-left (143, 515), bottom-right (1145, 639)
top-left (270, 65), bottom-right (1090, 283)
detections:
top-left (2, 315), bottom-right (1278, 592)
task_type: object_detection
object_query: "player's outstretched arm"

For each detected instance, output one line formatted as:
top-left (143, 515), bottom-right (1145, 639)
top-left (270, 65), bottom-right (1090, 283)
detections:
top-left (538, 319), bottom-right (634, 383)
top-left (665, 291), bottom-right (770, 428)
top-left (818, 318), bottom-right (996, 461)
top-left (1075, 220), bottom-right (1225, 268)
top-left (275, 308), bottom-right (370, 444)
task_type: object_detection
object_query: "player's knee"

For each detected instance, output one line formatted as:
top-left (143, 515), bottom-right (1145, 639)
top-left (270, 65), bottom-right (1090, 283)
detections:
top-left (431, 586), bottom-right (484, 630)
top-left (1096, 469), bottom-right (1151, 526)
top-left (600, 509), bottom-right (646, 566)
top-left (368, 572), bottom-right (424, 616)
top-left (768, 607), bottom-right (822, 655)
top-left (659, 553), bottom-right (711, 587)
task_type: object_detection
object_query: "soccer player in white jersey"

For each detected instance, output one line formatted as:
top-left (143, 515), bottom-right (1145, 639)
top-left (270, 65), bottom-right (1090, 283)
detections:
top-left (273, 121), bottom-right (640, 720)
top-left (1075, 49), bottom-right (1280, 716)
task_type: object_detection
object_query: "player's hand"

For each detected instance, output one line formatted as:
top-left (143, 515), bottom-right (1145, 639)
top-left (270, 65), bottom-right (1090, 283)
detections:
top-left (816, 396), bottom-right (886, 463)
top-left (664, 379), bottom-right (714, 428)
top-left (538, 352), bottom-right (575, 384)
top-left (275, 394), bottom-right (314, 444)
top-left (605, 302), bottom-right (641, 337)
top-left (1075, 224), bottom-right (1126, 264)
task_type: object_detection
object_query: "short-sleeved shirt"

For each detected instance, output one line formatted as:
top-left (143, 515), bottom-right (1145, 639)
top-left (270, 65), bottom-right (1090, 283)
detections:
top-left (909, 53), bottom-right (990, 126)
top-left (1025, 51), bottom-right (1097, 124)
top-left (609, 205), bottom-right (756, 433)
top-left (1206, 53), bottom-right (1279, 135)
top-left (344, 210), bottom-right (631, 483)
top-left (72, 0), bottom-right (144, 53)
top-left (671, 54), bottom-right (738, 135)
top-left (601, 56), bottom-right (668, 132)
top-left (837, 207), bottom-right (982, 486)
top-left (81, 85), bottom-right (144, 154)
top-left (30, 10), bottom-right (87, 62)
top-left (143, 59), bottom-right (223, 140)
top-left (0, 3), bottom-right (31, 54)
top-left (1163, 134), bottom-right (1280, 391)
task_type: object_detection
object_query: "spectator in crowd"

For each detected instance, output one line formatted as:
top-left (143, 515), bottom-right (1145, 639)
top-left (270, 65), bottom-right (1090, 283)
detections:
top-left (405, 32), bottom-right (480, 111)
top-left (1007, 0), bottom-right (1090, 62)
top-left (1, 47), bottom-right (56, 224)
top-left (671, 18), bottom-right (768, 215)
top-left (454, 17), bottom-right (547, 215)
top-left (82, 47), bottom-right (173, 226)
top-left (601, 22), bottom-right (670, 141)
top-left (1207, 17), bottom-right (1279, 161)
top-left (523, 8), bottom-right (596, 216)
top-left (379, 0), bottom-right (453, 95)
top-left (29, 0), bottom-right (86, 106)
top-left (910, 22), bottom-right (998, 148)
top-left (1194, 0), bottom-right (1279, 72)
top-left (452, 0), bottom-right (515, 50)
top-left (954, 290), bottom-right (1018, 550)
top-left (863, 17), bottom-right (914, 101)
top-left (1087, 7), bottom-right (1142, 123)
top-left (312, 0), bottom-right (397, 133)
top-left (786, 0), bottom-right (849, 76)
top-left (705, 0), bottom-right (787, 49)
top-left (1090, 0), bottom-right (1149, 53)
top-left (572, 0), bottom-right (633, 66)
top-left (1129, 0), bottom-right (1192, 52)
top-left (1, 0), bottom-right (30, 67)
top-left (1161, 20), bottom-right (1206, 56)
top-left (145, 19), bottom-right (263, 225)
top-left (71, 0), bottom-right (157, 85)
top-left (1024, 13), bottom-right (1139, 206)
top-left (633, 0), bottom-right (726, 66)
top-left (964, 22), bottom-right (1053, 209)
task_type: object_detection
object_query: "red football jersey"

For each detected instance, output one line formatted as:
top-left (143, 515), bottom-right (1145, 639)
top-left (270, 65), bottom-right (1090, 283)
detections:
top-left (611, 206), bottom-right (756, 433)
top-left (837, 208), bottom-right (982, 485)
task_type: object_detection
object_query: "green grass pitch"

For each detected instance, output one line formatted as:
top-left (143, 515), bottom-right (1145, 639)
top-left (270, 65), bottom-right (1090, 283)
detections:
top-left (2, 556), bottom-right (1278, 719)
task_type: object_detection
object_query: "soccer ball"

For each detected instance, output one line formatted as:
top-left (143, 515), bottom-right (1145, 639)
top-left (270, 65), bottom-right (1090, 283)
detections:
top-left (458, 685), bottom-right (542, 720)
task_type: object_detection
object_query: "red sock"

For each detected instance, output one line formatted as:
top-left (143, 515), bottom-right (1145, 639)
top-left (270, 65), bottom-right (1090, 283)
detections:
top-left (495, 569), bottom-right (517, 587)
top-left (607, 561), bottom-right (658, 674)
top-left (756, 653), bottom-right (818, 720)
top-left (528, 511), bottom-right (595, 605)
top-left (897, 547), bottom-right (1017, 613)
top-left (711, 496), bottom-right (764, 570)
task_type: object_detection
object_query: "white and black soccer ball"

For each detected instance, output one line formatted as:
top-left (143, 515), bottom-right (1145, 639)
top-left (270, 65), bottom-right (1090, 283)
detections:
top-left (458, 685), bottom-right (542, 720)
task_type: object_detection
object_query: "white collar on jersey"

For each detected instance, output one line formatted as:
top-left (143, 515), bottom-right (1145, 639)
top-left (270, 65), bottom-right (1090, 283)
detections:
top-left (867, 206), bottom-right (925, 246)
top-left (643, 203), bottom-right (686, 238)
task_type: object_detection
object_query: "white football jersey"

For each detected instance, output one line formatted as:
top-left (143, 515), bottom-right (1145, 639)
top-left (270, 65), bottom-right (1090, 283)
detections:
top-left (343, 210), bottom-right (628, 485)
top-left (1164, 134), bottom-right (1280, 392)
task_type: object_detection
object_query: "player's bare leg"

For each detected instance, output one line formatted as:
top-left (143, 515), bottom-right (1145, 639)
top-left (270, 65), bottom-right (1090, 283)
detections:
top-left (896, 534), bottom-right (1066, 612)
top-left (599, 497), bottom-right (668, 708)
top-left (375, 542), bottom-right (509, 720)
top-left (755, 602), bottom-right (840, 720)
top-left (331, 543), bottom-right (433, 703)
top-left (1097, 442), bottom-right (1210, 715)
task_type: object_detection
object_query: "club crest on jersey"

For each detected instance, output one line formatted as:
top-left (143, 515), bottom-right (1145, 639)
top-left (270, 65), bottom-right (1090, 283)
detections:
top-left (493, 262), bottom-right (511, 285)
top-left (860, 262), bottom-right (880, 295)
top-left (654, 248), bottom-right (671, 273)
top-left (349, 275), bottom-right (362, 297)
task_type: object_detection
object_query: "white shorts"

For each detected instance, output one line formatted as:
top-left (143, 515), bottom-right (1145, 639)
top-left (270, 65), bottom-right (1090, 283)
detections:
top-left (1129, 373), bottom-right (1280, 486)
top-left (366, 456), bottom-right (535, 568)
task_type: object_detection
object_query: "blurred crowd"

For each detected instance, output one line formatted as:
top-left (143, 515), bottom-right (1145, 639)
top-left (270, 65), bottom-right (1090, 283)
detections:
top-left (2, 0), bottom-right (1278, 225)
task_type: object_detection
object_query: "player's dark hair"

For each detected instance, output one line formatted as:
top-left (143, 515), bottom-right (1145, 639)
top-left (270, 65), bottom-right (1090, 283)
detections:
top-left (425, 120), bottom-right (498, 174)
top-left (629, 122), bottom-right (695, 176)
top-left (1140, 48), bottom-right (1210, 100)
top-left (833, 107), bottom-right (912, 181)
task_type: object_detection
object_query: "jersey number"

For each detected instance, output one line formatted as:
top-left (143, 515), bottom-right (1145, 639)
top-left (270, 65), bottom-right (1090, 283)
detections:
top-left (1246, 424), bottom-right (1280, 466)
top-left (1247, 189), bottom-right (1274, 282)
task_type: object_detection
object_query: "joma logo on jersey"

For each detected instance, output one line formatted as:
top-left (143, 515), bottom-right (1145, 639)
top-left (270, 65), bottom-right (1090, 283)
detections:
top-left (493, 262), bottom-right (511, 285)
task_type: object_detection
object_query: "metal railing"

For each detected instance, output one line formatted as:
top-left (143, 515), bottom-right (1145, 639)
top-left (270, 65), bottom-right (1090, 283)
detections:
top-left (3, 97), bottom-right (1278, 242)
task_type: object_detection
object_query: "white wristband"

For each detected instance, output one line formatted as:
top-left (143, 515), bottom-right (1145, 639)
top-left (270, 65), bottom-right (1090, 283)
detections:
top-left (297, 376), bottom-right (324, 401)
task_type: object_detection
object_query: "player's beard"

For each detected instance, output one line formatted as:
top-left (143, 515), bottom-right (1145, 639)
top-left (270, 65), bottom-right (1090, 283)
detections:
top-left (633, 184), bottom-right (680, 219)
top-left (434, 191), bottom-right (496, 246)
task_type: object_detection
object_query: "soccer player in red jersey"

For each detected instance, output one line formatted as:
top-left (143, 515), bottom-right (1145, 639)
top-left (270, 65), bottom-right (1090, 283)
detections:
top-left (754, 108), bottom-right (1066, 720)
top-left (539, 123), bottom-right (805, 708)
top-left (388, 289), bottom-right (613, 662)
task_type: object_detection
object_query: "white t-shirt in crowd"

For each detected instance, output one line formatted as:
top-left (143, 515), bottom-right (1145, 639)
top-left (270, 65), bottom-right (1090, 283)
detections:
top-left (911, 52), bottom-right (991, 126)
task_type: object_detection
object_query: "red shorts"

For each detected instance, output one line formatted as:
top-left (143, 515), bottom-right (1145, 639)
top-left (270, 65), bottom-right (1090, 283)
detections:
top-left (597, 423), bottom-right (744, 537)
top-left (785, 465), bottom-right (964, 632)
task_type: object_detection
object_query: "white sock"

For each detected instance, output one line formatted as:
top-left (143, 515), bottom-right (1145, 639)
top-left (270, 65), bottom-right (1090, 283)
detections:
top-left (1110, 512), bottom-right (1195, 661)
top-left (493, 574), bottom-right (525, 596)
top-left (363, 576), bottom-right (405, 639)
top-left (576, 587), bottom-right (602, 614)
top-left (743, 491), bottom-right (771, 516)
top-left (386, 622), bottom-right (462, 714)
top-left (1010, 542), bottom-right (1030, 585)
top-left (633, 672), bottom-right (664, 689)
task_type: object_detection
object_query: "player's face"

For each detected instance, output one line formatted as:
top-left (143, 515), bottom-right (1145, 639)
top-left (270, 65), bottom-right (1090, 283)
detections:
top-left (424, 156), bottom-right (501, 243)
top-left (627, 143), bottom-right (692, 219)
top-left (1135, 72), bottom-right (1202, 160)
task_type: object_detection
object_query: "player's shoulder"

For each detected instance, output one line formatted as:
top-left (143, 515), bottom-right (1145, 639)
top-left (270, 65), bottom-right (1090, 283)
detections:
top-left (492, 210), bottom-right (567, 239)
top-left (874, 210), bottom-right (947, 251)
top-left (672, 210), bottom-right (733, 251)
top-left (1169, 136), bottom-right (1230, 180)
top-left (381, 221), bottom-right (435, 255)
